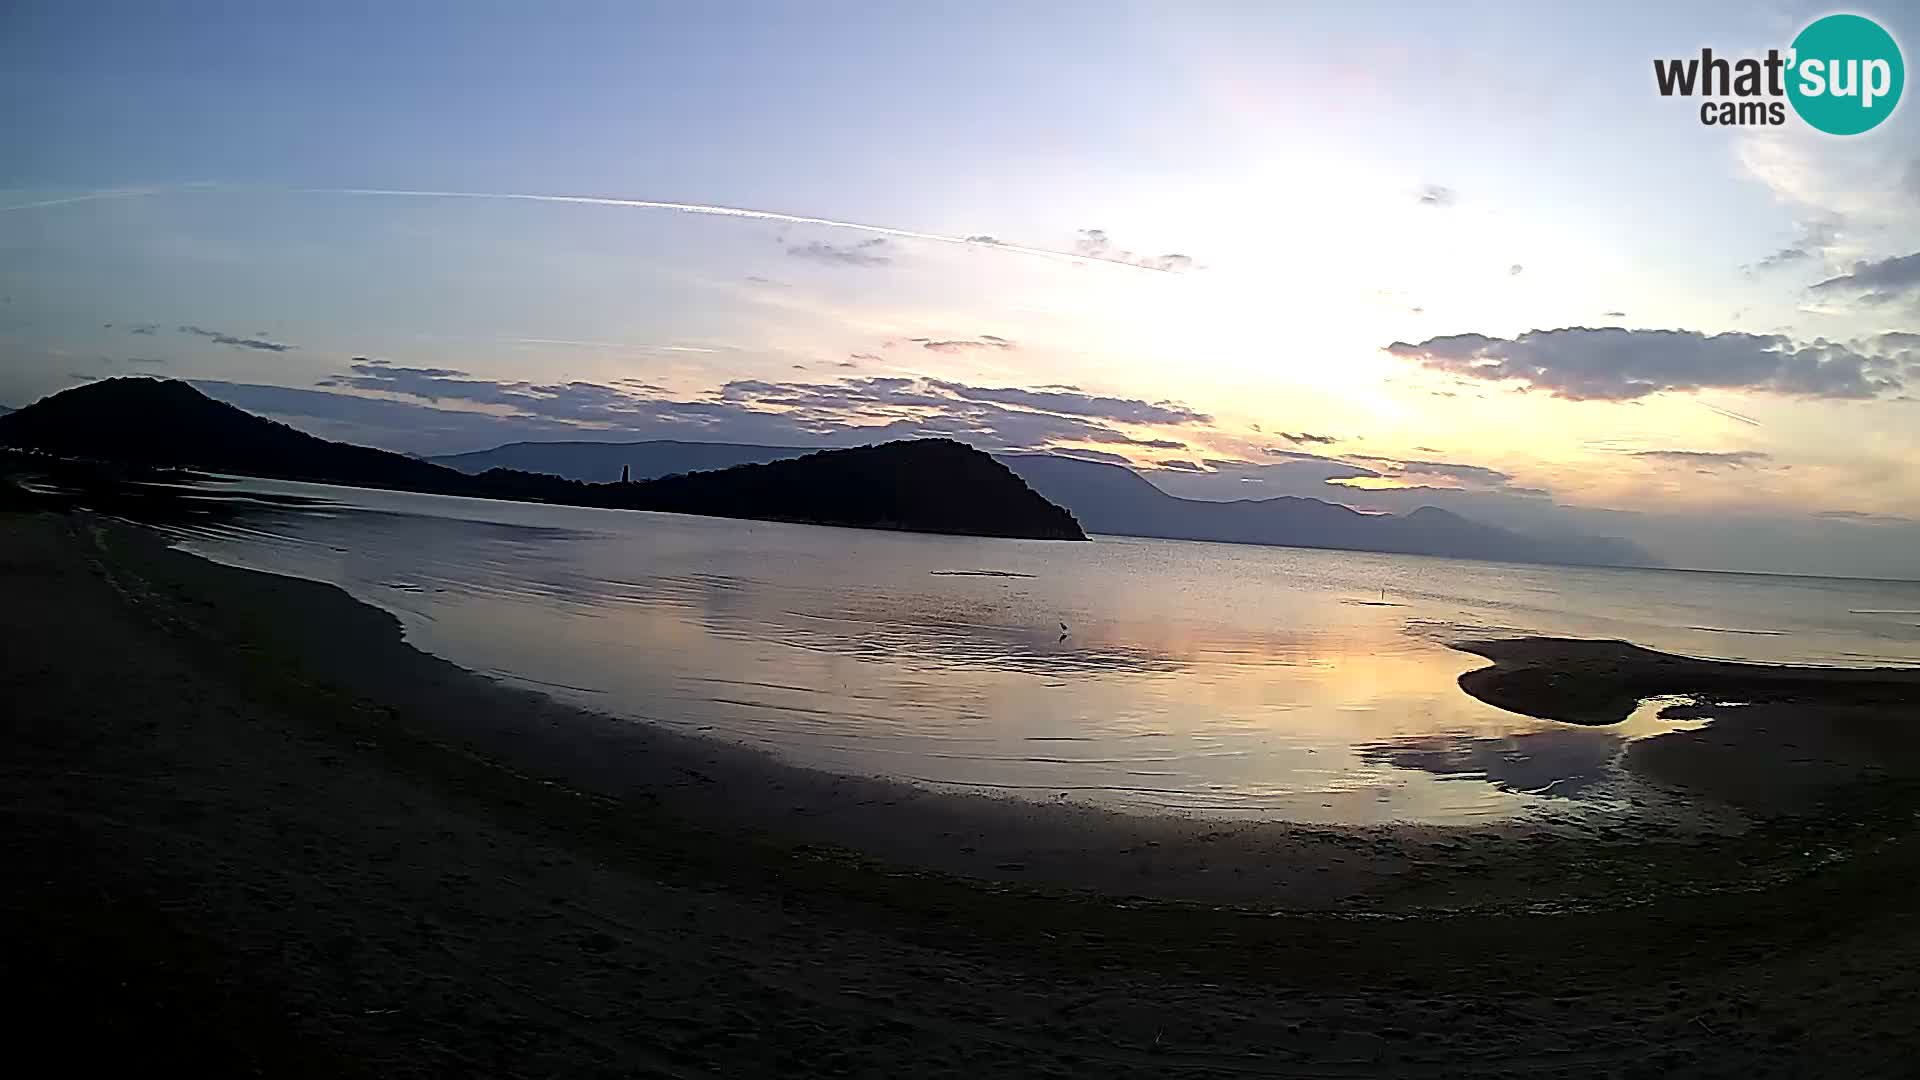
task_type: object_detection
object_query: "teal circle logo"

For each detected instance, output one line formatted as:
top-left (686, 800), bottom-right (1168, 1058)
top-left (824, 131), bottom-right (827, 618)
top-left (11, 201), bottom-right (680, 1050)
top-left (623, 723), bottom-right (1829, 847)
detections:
top-left (1787, 14), bottom-right (1903, 135)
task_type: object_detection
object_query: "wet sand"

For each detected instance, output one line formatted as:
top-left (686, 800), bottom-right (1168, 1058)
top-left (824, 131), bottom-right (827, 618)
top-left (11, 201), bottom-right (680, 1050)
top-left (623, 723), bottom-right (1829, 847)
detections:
top-left (6, 508), bottom-right (1920, 1076)
top-left (1454, 636), bottom-right (1920, 727)
top-left (1454, 637), bottom-right (1920, 813)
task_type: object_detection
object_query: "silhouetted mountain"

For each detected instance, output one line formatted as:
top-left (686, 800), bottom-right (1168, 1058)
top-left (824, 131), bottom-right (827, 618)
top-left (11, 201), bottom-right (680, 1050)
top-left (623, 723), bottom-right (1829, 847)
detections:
top-left (435, 436), bottom-right (1652, 567)
top-left (0, 377), bottom-right (483, 494)
top-left (0, 379), bottom-right (1085, 540)
top-left (437, 439), bottom-right (815, 481)
top-left (473, 442), bottom-right (1084, 540)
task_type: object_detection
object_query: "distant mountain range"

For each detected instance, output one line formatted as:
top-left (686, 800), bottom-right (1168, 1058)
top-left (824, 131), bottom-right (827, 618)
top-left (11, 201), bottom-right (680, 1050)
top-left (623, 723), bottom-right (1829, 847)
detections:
top-left (1000, 454), bottom-right (1650, 566)
top-left (0, 379), bottom-right (1084, 541)
top-left (433, 438), bottom-right (1654, 568)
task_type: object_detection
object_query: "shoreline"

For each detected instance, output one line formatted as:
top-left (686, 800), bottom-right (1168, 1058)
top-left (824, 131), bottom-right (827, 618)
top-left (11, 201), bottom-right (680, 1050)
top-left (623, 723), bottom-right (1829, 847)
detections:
top-left (1452, 637), bottom-right (1920, 812)
top-left (10, 507), bottom-right (1920, 1074)
top-left (47, 510), bottom-right (1920, 906)
top-left (1453, 636), bottom-right (1920, 727)
top-left (100, 510), bottom-right (1886, 908)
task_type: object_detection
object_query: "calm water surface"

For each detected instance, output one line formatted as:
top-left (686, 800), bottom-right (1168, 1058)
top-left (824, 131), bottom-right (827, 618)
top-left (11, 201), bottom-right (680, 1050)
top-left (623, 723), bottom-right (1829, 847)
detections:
top-left (139, 477), bottom-right (1920, 825)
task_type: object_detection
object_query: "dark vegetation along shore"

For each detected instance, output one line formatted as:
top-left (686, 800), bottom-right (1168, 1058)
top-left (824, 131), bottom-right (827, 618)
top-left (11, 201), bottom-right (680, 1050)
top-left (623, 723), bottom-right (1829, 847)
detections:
top-left (6, 487), bottom-right (1920, 1075)
top-left (0, 377), bottom-right (1086, 540)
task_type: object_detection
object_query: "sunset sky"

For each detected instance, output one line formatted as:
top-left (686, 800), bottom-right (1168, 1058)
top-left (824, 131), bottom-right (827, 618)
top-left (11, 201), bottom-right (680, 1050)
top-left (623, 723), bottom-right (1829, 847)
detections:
top-left (5, 1), bottom-right (1920, 577)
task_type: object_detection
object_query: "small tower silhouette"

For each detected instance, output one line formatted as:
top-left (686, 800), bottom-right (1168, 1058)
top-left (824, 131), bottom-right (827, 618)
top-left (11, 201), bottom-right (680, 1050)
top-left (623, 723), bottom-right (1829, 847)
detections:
top-left (621, 464), bottom-right (631, 484)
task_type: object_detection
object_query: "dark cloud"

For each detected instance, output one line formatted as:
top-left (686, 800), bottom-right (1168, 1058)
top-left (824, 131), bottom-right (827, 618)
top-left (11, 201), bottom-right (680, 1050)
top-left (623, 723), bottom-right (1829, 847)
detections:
top-left (1047, 448), bottom-right (1135, 466)
top-left (1810, 251), bottom-right (1920, 303)
top-left (927, 380), bottom-right (1211, 425)
top-left (786, 237), bottom-right (892, 267)
top-left (1151, 448), bottom-right (1557, 508)
top-left (1418, 184), bottom-right (1457, 207)
top-left (1751, 218), bottom-right (1840, 273)
top-left (321, 359), bottom-right (668, 420)
top-left (1279, 431), bottom-right (1337, 446)
top-left (127, 324), bottom-right (158, 335)
top-left (193, 379), bottom-right (591, 455)
top-left (1627, 449), bottom-right (1771, 467)
top-left (1752, 242), bottom-right (1814, 271)
top-left (1508, 264), bottom-right (1524, 276)
top-left (1402, 460), bottom-right (1515, 487)
top-left (298, 360), bottom-right (1203, 456)
top-left (1262, 446), bottom-right (1366, 466)
top-left (1602, 311), bottom-right (1627, 318)
top-left (1865, 333), bottom-right (1920, 381)
top-left (180, 325), bottom-right (294, 352)
top-left (1134, 253), bottom-right (1193, 272)
top-left (1152, 459), bottom-right (1206, 473)
top-left (1073, 228), bottom-right (1194, 272)
top-left (1347, 454), bottom-right (1520, 490)
top-left (1815, 509), bottom-right (1917, 525)
top-left (1075, 229), bottom-right (1112, 257)
top-left (1386, 327), bottom-right (1900, 400)
top-left (351, 357), bottom-right (463, 377)
top-left (1176, 449), bottom-right (1540, 500)
top-left (965, 235), bottom-right (1001, 245)
top-left (920, 337), bottom-right (1016, 353)
top-left (708, 376), bottom-right (1195, 451)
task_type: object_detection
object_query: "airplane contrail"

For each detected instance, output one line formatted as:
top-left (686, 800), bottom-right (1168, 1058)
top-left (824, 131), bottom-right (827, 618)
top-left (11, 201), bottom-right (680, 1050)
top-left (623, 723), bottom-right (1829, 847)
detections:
top-left (513, 338), bottom-right (720, 352)
top-left (3, 184), bottom-right (1184, 274)
top-left (0, 188), bottom-right (158, 213)
top-left (300, 187), bottom-right (1173, 272)
top-left (1697, 401), bottom-right (1762, 427)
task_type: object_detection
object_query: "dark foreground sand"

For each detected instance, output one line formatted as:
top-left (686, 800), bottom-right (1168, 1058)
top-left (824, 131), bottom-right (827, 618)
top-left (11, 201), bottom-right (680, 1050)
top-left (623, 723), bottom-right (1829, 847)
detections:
top-left (6, 509), bottom-right (1920, 1077)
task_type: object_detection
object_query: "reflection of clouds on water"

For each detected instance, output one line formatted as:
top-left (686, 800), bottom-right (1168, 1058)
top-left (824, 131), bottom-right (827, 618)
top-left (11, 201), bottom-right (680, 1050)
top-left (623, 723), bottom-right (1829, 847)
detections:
top-left (760, 606), bottom-right (1184, 678)
top-left (118, 473), bottom-right (1920, 824)
top-left (150, 497), bottom-right (621, 613)
top-left (148, 488), bottom-right (1191, 679)
top-left (1355, 728), bottom-right (1626, 797)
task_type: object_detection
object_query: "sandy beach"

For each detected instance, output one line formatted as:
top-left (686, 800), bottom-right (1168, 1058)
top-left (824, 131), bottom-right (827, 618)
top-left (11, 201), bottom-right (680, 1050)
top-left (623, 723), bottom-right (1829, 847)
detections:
top-left (7, 507), bottom-right (1920, 1077)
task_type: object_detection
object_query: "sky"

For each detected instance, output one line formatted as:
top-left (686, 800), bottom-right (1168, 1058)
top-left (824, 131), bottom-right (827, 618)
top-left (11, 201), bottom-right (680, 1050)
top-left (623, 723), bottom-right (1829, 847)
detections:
top-left (4, 1), bottom-right (1920, 578)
